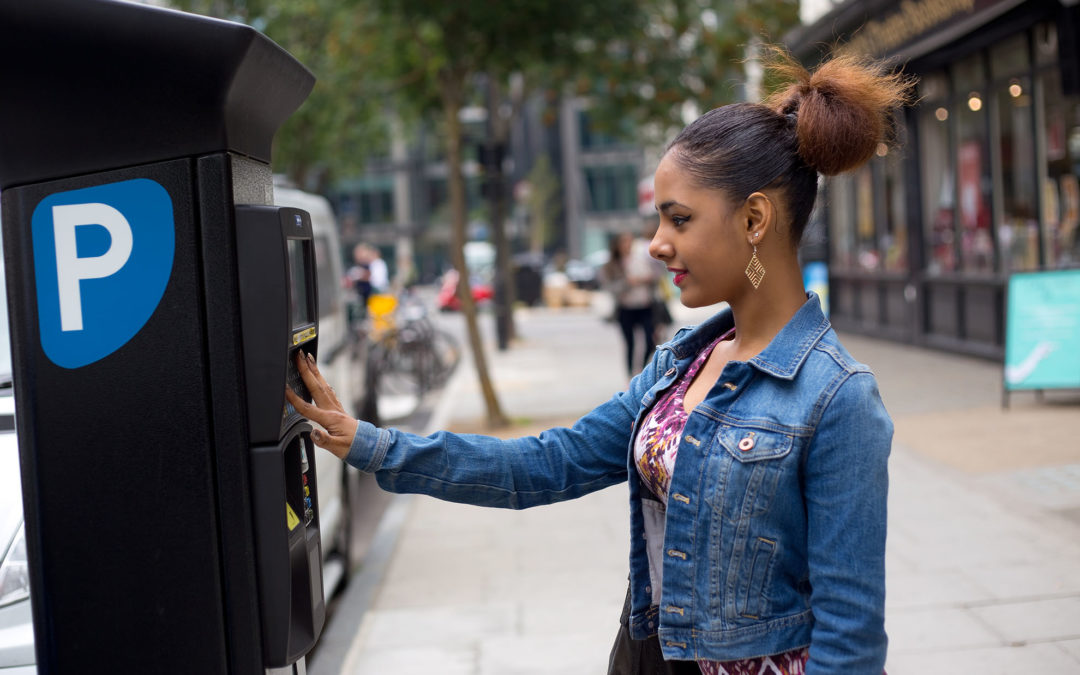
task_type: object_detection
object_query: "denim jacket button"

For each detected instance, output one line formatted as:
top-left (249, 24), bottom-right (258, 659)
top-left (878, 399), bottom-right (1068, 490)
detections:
top-left (738, 437), bottom-right (755, 451)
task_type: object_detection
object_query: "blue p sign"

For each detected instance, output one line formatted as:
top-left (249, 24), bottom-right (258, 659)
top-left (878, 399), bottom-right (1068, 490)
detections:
top-left (31, 178), bottom-right (175, 368)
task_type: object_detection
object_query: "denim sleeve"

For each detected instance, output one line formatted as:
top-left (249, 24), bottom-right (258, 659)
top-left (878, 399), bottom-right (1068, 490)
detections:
top-left (804, 370), bottom-right (893, 674)
top-left (344, 357), bottom-right (662, 509)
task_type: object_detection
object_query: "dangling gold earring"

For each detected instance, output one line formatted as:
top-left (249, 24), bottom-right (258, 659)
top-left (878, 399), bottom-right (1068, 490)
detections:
top-left (745, 245), bottom-right (766, 289)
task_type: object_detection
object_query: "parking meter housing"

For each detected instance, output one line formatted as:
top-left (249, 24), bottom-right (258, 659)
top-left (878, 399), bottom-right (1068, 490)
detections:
top-left (0, 1), bottom-right (325, 673)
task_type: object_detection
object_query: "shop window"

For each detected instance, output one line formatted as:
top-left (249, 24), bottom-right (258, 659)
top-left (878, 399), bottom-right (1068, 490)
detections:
top-left (880, 140), bottom-right (909, 272)
top-left (997, 75), bottom-right (1039, 271)
top-left (920, 95), bottom-right (956, 274)
top-left (854, 164), bottom-right (878, 270)
top-left (826, 158), bottom-right (898, 273)
top-left (827, 174), bottom-right (856, 270)
top-left (1040, 68), bottom-right (1080, 267)
top-left (955, 55), bottom-right (994, 273)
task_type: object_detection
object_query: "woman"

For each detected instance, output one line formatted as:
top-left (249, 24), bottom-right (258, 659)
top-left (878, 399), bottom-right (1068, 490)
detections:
top-left (288, 51), bottom-right (908, 674)
top-left (601, 231), bottom-right (660, 375)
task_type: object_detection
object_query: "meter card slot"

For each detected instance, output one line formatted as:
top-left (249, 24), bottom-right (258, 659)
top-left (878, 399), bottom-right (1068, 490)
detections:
top-left (283, 433), bottom-right (318, 540)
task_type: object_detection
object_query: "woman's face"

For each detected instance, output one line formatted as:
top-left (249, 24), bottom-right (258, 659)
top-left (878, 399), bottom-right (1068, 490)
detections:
top-left (648, 153), bottom-right (748, 308)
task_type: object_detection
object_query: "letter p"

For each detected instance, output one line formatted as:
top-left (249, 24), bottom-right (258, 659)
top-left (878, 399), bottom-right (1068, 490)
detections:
top-left (52, 203), bottom-right (134, 332)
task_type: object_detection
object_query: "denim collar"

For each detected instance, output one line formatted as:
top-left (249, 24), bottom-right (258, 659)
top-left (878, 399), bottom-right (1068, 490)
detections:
top-left (665, 292), bottom-right (831, 381)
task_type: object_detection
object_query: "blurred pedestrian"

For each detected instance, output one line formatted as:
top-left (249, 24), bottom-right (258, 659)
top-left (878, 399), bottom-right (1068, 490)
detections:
top-left (345, 243), bottom-right (373, 309)
top-left (601, 231), bottom-right (660, 376)
top-left (634, 218), bottom-right (674, 344)
top-left (345, 243), bottom-right (390, 313)
top-left (365, 245), bottom-right (389, 295)
top-left (290, 48), bottom-right (909, 675)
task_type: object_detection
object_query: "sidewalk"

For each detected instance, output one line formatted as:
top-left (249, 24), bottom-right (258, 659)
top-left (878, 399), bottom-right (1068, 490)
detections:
top-left (318, 301), bottom-right (1080, 675)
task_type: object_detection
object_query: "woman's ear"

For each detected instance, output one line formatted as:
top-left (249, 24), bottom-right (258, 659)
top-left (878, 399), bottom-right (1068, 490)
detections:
top-left (744, 191), bottom-right (774, 244)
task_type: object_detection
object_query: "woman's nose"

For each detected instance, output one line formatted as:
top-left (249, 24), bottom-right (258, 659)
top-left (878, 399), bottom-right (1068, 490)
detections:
top-left (649, 232), bottom-right (671, 260)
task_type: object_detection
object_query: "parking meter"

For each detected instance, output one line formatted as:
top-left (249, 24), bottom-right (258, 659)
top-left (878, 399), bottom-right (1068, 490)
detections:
top-left (237, 205), bottom-right (326, 667)
top-left (0, 1), bottom-right (326, 673)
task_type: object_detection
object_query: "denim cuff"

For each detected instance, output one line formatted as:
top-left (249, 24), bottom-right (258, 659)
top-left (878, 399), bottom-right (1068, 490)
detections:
top-left (346, 420), bottom-right (391, 473)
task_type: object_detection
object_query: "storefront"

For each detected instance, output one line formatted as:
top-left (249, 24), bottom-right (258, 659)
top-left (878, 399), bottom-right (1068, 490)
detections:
top-left (788, 0), bottom-right (1080, 358)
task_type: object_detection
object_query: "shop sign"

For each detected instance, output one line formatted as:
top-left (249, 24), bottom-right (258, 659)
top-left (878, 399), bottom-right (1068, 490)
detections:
top-left (1004, 269), bottom-right (1080, 392)
top-left (839, 0), bottom-right (1013, 58)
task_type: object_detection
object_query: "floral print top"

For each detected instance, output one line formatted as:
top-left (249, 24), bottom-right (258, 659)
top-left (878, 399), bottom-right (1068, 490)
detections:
top-left (633, 328), bottom-right (810, 675)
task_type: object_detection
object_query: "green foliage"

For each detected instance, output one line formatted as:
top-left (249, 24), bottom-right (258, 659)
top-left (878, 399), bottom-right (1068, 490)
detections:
top-left (170, 0), bottom-right (386, 189)
top-left (577, 0), bottom-right (802, 145)
top-left (169, 0), bottom-right (800, 187)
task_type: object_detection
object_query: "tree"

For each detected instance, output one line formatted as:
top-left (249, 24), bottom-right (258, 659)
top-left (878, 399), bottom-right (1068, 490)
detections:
top-left (347, 0), bottom-right (646, 427)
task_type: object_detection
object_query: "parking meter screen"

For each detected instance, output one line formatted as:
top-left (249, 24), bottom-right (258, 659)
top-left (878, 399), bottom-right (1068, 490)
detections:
top-left (287, 238), bottom-right (313, 329)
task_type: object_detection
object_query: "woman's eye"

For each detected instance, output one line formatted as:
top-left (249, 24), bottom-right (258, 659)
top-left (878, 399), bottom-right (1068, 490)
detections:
top-left (671, 215), bottom-right (689, 227)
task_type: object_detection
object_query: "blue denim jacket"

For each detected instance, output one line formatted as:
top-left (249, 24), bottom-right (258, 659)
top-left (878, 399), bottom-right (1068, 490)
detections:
top-left (346, 294), bottom-right (892, 673)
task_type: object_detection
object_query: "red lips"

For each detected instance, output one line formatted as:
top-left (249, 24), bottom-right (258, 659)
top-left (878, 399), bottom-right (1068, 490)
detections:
top-left (668, 267), bottom-right (687, 286)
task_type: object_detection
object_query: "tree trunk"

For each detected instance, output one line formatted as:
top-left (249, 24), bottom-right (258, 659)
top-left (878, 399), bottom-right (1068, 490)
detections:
top-left (441, 73), bottom-right (509, 428)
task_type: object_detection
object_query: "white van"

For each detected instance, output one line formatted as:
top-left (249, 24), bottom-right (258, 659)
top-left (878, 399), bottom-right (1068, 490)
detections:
top-left (273, 180), bottom-right (358, 599)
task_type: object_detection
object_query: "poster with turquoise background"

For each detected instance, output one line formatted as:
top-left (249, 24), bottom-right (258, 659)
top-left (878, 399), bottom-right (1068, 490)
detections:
top-left (1004, 269), bottom-right (1080, 391)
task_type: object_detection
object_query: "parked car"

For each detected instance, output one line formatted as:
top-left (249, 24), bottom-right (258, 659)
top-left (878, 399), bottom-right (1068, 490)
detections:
top-left (436, 268), bottom-right (494, 311)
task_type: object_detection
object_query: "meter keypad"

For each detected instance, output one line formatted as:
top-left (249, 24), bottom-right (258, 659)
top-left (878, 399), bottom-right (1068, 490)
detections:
top-left (286, 358), bottom-right (312, 401)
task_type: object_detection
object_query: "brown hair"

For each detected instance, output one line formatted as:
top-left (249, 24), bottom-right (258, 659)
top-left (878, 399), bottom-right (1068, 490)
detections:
top-left (765, 49), bottom-right (913, 176)
top-left (665, 48), bottom-right (914, 244)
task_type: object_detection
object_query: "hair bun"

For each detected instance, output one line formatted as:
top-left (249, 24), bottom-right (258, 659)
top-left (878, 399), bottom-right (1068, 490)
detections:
top-left (765, 51), bottom-right (914, 176)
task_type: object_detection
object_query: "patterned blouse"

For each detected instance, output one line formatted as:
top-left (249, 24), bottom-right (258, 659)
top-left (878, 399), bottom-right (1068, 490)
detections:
top-left (633, 329), bottom-right (809, 675)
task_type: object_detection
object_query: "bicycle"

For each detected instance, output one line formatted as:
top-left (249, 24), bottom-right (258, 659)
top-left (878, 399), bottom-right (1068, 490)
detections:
top-left (361, 290), bottom-right (462, 422)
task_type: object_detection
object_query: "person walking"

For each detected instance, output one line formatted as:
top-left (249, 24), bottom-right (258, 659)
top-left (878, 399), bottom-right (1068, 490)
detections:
top-left (288, 50), bottom-right (909, 674)
top-left (601, 231), bottom-right (661, 376)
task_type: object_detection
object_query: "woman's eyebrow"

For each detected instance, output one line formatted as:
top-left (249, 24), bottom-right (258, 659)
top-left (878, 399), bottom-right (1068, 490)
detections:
top-left (656, 200), bottom-right (689, 213)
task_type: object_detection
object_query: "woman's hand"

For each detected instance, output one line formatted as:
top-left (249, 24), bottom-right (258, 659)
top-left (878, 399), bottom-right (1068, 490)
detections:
top-left (285, 351), bottom-right (359, 460)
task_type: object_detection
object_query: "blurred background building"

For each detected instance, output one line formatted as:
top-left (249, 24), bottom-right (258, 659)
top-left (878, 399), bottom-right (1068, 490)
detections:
top-left (328, 97), bottom-right (646, 285)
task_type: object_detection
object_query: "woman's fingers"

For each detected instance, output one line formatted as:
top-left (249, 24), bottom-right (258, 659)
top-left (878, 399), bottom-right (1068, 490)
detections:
top-left (307, 355), bottom-right (345, 411)
top-left (295, 351), bottom-right (342, 413)
top-left (285, 386), bottom-right (331, 425)
top-left (287, 351), bottom-right (360, 461)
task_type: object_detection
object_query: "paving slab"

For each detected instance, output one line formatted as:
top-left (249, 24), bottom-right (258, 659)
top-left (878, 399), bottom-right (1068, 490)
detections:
top-left (885, 642), bottom-right (1080, 674)
top-left (970, 596), bottom-right (1080, 644)
top-left (884, 606), bottom-right (1002, 653)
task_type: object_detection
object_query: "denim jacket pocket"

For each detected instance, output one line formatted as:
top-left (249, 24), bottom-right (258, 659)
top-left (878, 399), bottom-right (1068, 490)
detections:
top-left (711, 424), bottom-right (796, 623)
top-left (715, 424), bottom-right (794, 518)
top-left (716, 424), bottom-right (794, 462)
